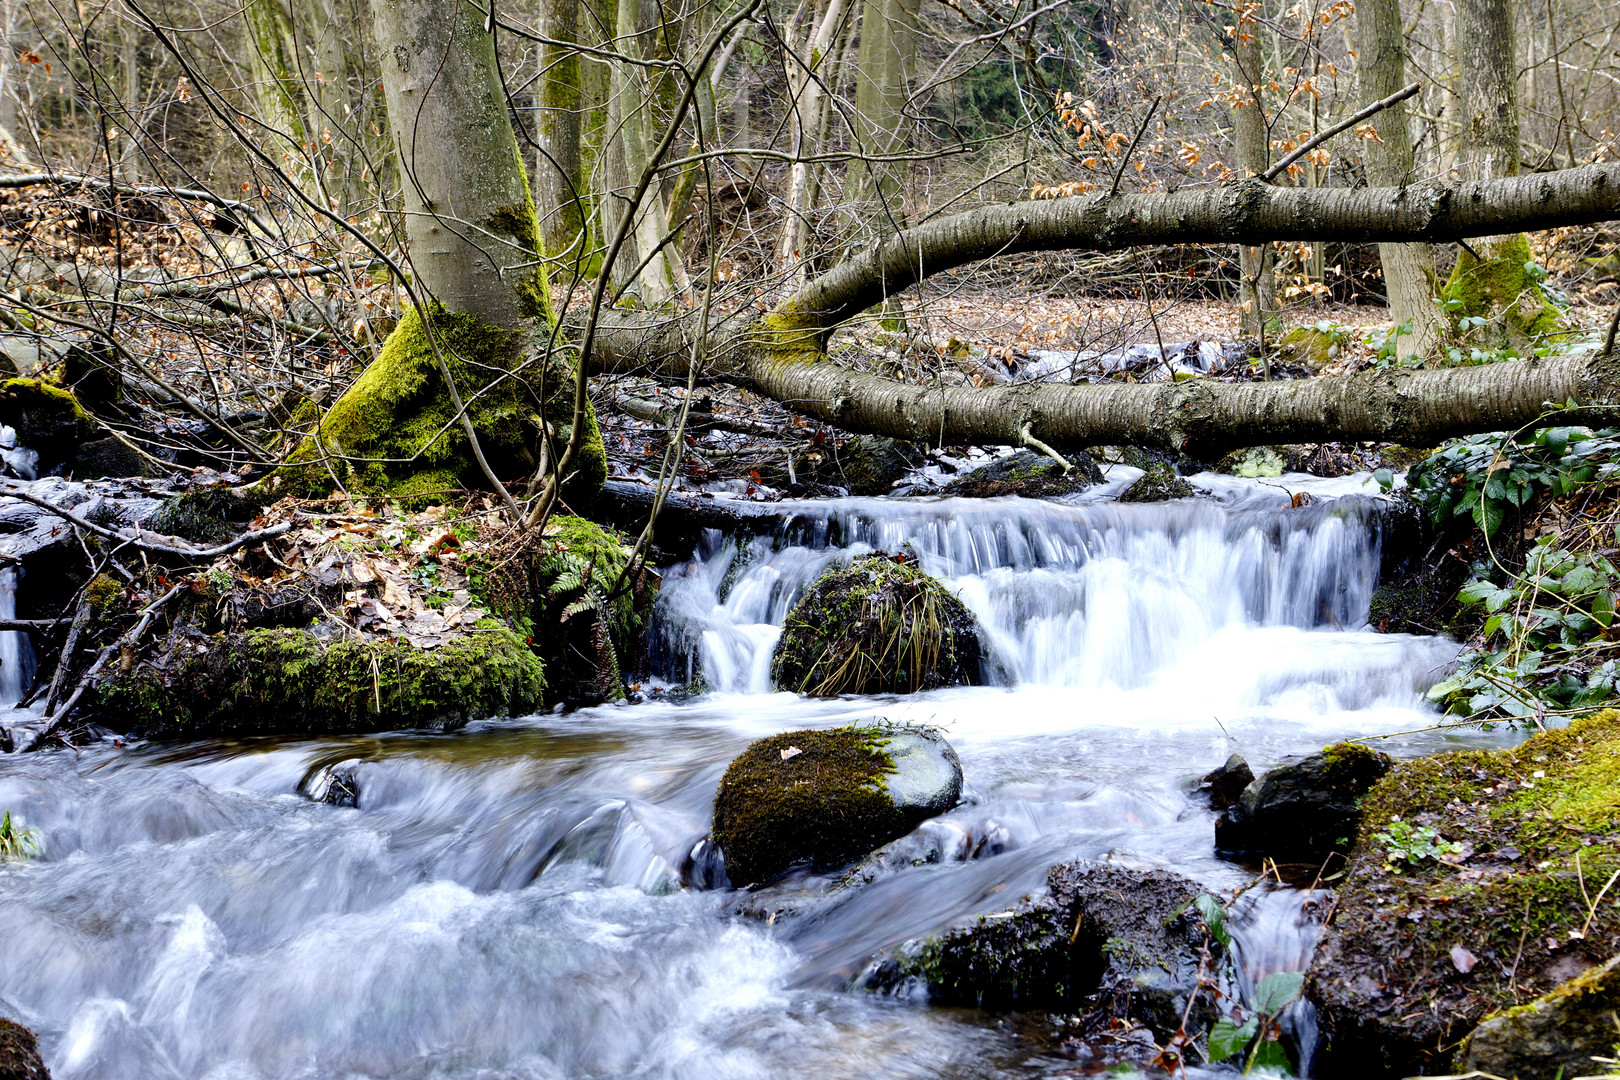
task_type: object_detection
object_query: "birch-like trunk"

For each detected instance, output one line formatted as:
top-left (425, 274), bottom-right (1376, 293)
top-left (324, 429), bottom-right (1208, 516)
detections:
top-left (772, 0), bottom-right (852, 285)
top-left (1355, 0), bottom-right (1446, 361)
top-left (1231, 15), bottom-right (1275, 336)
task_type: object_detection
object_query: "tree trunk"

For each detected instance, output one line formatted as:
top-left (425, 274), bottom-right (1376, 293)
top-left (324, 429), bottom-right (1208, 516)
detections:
top-left (535, 0), bottom-right (589, 265)
top-left (582, 164), bottom-right (1620, 456)
top-left (772, 0), bottom-right (853, 284)
top-left (1231, 14), bottom-right (1274, 337)
top-left (1446, 0), bottom-right (1561, 341)
top-left (270, 0), bottom-right (605, 504)
top-left (1355, 0), bottom-right (1446, 361)
top-left (847, 0), bottom-right (919, 232)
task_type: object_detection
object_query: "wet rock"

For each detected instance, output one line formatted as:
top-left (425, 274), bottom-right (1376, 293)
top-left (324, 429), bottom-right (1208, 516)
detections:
top-left (0, 1017), bottom-right (49, 1080)
top-left (147, 487), bottom-right (263, 546)
top-left (771, 552), bottom-right (983, 696)
top-left (0, 378), bottom-right (94, 474)
top-left (72, 437), bottom-right (149, 480)
top-left (306, 759), bottom-right (364, 807)
top-left (1118, 461), bottom-right (1197, 503)
top-left (877, 861), bottom-right (1219, 1045)
top-left (939, 449), bottom-right (1103, 499)
top-left (1307, 710), bottom-right (1620, 1078)
top-left (1216, 446), bottom-right (1286, 478)
top-left (1197, 753), bottom-right (1254, 810)
top-left (1215, 742), bottom-right (1392, 861)
top-left (1463, 954), bottom-right (1620, 1079)
top-left (711, 724), bottom-right (962, 886)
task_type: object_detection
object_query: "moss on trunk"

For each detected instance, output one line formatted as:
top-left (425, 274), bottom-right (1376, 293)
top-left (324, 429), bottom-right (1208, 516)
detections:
top-left (268, 305), bottom-right (605, 503)
top-left (98, 624), bottom-right (546, 739)
top-left (1442, 234), bottom-right (1562, 341)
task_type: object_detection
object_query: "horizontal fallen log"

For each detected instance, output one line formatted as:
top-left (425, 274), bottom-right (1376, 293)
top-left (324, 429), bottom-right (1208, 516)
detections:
top-left (0, 484), bottom-right (292, 558)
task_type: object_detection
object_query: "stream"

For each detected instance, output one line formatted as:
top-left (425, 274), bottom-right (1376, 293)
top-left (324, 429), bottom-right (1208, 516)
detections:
top-left (0, 470), bottom-right (1525, 1079)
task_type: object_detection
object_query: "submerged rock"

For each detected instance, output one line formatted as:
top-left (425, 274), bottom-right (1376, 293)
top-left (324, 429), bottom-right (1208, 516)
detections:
top-left (939, 449), bottom-right (1103, 499)
top-left (97, 626), bottom-right (546, 740)
top-left (711, 724), bottom-right (962, 886)
top-left (0, 1017), bottom-right (48, 1080)
top-left (1307, 710), bottom-right (1620, 1077)
top-left (1215, 742), bottom-right (1392, 862)
top-left (770, 553), bottom-right (984, 696)
top-left (306, 759), bottom-right (364, 807)
top-left (1118, 461), bottom-right (1197, 503)
top-left (877, 861), bottom-right (1218, 1044)
top-left (1463, 954), bottom-right (1620, 1079)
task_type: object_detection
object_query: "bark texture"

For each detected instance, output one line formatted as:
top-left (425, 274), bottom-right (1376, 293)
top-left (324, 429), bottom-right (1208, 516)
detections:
top-left (1231, 19), bottom-right (1275, 335)
top-left (536, 0), bottom-right (588, 263)
top-left (1355, 0), bottom-right (1446, 360)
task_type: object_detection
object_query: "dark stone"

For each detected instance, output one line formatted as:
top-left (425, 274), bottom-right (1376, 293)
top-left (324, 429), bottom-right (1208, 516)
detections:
top-left (711, 724), bottom-right (962, 887)
top-left (1215, 742), bottom-right (1393, 861)
top-left (1464, 954), bottom-right (1620, 1079)
top-left (1119, 461), bottom-right (1198, 503)
top-left (0, 1017), bottom-right (49, 1080)
top-left (72, 437), bottom-right (149, 480)
top-left (940, 449), bottom-right (1104, 499)
top-left (1198, 753), bottom-right (1254, 810)
top-left (771, 552), bottom-right (984, 696)
top-left (306, 759), bottom-right (364, 807)
top-left (879, 861), bottom-right (1219, 1045)
top-left (147, 487), bottom-right (263, 546)
top-left (833, 435), bottom-right (928, 496)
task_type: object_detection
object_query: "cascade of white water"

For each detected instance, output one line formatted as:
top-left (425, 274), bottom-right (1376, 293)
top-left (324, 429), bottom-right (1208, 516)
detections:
top-left (0, 566), bottom-right (34, 706)
top-left (650, 484), bottom-right (1445, 704)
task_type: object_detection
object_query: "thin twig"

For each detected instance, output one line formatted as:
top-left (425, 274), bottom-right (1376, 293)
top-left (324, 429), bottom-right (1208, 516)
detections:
top-left (1110, 97), bottom-right (1161, 197)
top-left (37, 582), bottom-right (185, 740)
top-left (1260, 82), bottom-right (1421, 183)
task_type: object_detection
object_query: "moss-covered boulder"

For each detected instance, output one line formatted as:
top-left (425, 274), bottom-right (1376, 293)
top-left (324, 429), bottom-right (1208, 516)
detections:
top-left (1463, 953), bottom-right (1620, 1078)
top-left (1216, 742), bottom-right (1393, 862)
top-left (876, 861), bottom-right (1219, 1045)
top-left (0, 377), bottom-right (94, 471)
top-left (148, 488), bottom-right (264, 545)
top-left (0, 1017), bottom-right (48, 1080)
top-left (1442, 233), bottom-right (1562, 342)
top-left (98, 625), bottom-right (545, 739)
top-left (940, 449), bottom-right (1104, 499)
top-left (711, 724), bottom-right (962, 886)
top-left (266, 305), bottom-right (605, 504)
top-left (770, 553), bottom-right (984, 696)
top-left (1278, 325), bottom-right (1341, 369)
top-left (1307, 710), bottom-right (1620, 1077)
top-left (1119, 461), bottom-right (1197, 503)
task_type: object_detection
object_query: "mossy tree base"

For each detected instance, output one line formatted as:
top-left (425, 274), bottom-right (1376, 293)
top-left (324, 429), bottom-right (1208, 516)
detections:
top-left (268, 305), bottom-right (605, 504)
top-left (1442, 233), bottom-right (1563, 343)
top-left (770, 553), bottom-right (985, 696)
top-left (98, 625), bottom-right (546, 740)
top-left (1307, 709), bottom-right (1620, 1077)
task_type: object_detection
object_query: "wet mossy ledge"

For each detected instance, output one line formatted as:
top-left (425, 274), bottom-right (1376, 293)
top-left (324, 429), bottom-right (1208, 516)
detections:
top-left (711, 724), bottom-right (963, 886)
top-left (770, 553), bottom-right (984, 696)
top-left (261, 304), bottom-right (605, 505)
top-left (1307, 709), bottom-right (1620, 1077)
top-left (100, 627), bottom-right (545, 740)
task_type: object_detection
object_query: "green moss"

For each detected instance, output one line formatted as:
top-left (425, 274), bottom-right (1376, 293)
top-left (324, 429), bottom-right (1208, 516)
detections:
top-left (98, 626), bottom-right (546, 739)
top-left (755, 310), bottom-right (829, 358)
top-left (1320, 740), bottom-right (1385, 774)
top-left (1278, 326), bottom-right (1338, 369)
top-left (1310, 709), bottom-right (1620, 1074)
top-left (148, 489), bottom-right (264, 545)
top-left (269, 304), bottom-right (604, 505)
top-left (770, 554), bottom-right (985, 696)
top-left (711, 725), bottom-right (902, 885)
top-left (1442, 234), bottom-right (1563, 341)
top-left (2, 377), bottom-right (86, 421)
top-left (1119, 462), bottom-right (1197, 502)
top-left (84, 573), bottom-right (122, 617)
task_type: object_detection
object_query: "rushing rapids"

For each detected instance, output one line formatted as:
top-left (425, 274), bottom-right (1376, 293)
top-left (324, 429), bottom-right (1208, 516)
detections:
top-left (0, 470), bottom-right (1519, 1079)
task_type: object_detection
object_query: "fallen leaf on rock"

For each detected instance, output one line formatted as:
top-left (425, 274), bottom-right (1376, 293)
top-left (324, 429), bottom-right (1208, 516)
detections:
top-left (1450, 945), bottom-right (1478, 973)
top-left (780, 746), bottom-right (802, 761)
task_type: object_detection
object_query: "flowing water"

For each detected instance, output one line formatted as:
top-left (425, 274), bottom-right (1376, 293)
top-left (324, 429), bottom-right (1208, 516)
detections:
top-left (0, 472), bottom-right (1524, 1079)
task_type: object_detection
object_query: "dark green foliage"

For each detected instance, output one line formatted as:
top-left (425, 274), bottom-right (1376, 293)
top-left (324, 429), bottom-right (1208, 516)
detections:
top-left (1406, 425), bottom-right (1615, 539)
top-left (98, 626), bottom-right (546, 739)
top-left (770, 553), bottom-right (983, 696)
top-left (711, 726), bottom-right (901, 885)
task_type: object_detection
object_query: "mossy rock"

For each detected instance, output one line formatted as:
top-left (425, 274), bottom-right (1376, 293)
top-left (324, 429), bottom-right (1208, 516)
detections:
top-left (1464, 953), bottom-right (1620, 1078)
top-left (148, 488), bottom-right (264, 545)
top-left (72, 436), bottom-right (148, 480)
top-left (0, 377), bottom-right (94, 470)
top-left (266, 305), bottom-right (605, 505)
top-left (1215, 741), bottom-right (1394, 861)
top-left (1278, 326), bottom-right (1341, 369)
top-left (770, 553), bottom-right (984, 696)
top-left (97, 626), bottom-right (545, 739)
top-left (710, 724), bottom-right (962, 886)
top-left (1118, 461), bottom-right (1197, 502)
top-left (0, 1017), bottom-right (48, 1080)
top-left (1215, 446), bottom-right (1287, 478)
top-left (1307, 710), bottom-right (1620, 1077)
top-left (879, 861), bottom-right (1220, 1044)
top-left (940, 449), bottom-right (1103, 499)
top-left (1442, 233), bottom-right (1563, 342)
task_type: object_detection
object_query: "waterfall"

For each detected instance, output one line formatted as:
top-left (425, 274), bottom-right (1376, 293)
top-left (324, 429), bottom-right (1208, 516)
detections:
top-left (650, 487), bottom-right (1421, 697)
top-left (0, 567), bottom-right (34, 706)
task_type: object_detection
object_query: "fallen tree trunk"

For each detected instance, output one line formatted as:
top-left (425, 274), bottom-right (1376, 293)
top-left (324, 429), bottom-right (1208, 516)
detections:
top-left (584, 166), bottom-right (1620, 455)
